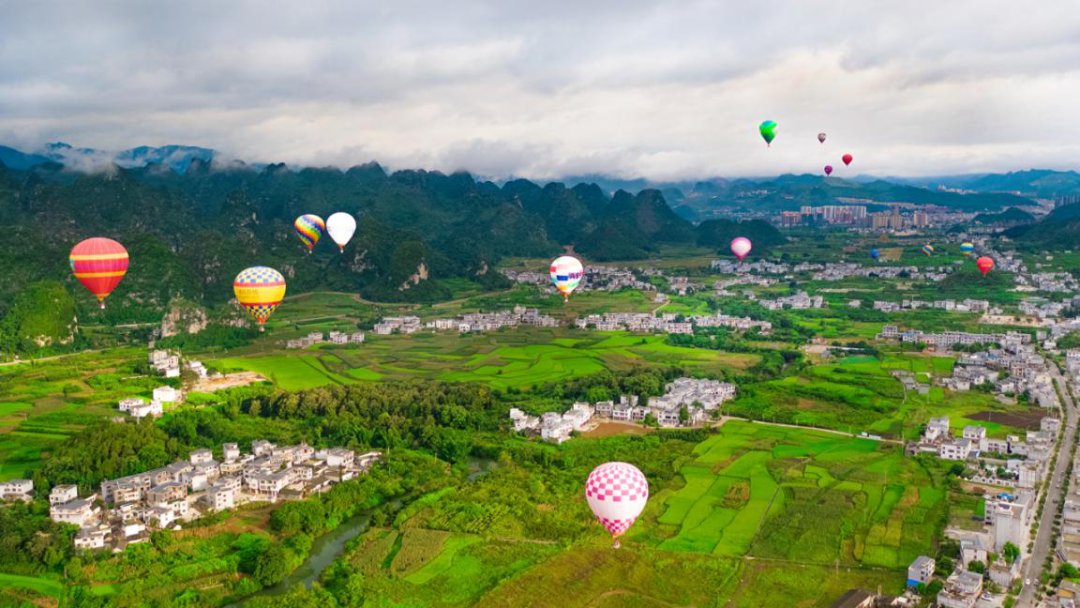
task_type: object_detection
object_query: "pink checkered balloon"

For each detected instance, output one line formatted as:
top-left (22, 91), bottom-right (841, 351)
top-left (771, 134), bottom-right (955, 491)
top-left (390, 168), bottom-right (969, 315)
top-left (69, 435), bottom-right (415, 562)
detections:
top-left (585, 462), bottom-right (649, 542)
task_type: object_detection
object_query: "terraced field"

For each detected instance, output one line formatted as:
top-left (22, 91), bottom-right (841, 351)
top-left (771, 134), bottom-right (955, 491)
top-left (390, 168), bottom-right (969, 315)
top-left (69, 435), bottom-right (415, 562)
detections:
top-left (0, 348), bottom-right (164, 480)
top-left (211, 329), bottom-right (760, 391)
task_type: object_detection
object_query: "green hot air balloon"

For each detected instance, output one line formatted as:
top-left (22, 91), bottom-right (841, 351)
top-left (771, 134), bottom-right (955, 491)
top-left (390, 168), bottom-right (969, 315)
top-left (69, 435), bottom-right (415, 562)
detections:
top-left (759, 120), bottom-right (777, 147)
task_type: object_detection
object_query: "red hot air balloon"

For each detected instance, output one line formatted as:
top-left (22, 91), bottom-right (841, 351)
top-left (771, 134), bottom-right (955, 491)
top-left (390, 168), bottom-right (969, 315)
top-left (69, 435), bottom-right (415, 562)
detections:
top-left (824, 165), bottom-right (833, 176)
top-left (976, 256), bottom-right (994, 275)
top-left (842, 154), bottom-right (853, 166)
top-left (70, 238), bottom-right (130, 309)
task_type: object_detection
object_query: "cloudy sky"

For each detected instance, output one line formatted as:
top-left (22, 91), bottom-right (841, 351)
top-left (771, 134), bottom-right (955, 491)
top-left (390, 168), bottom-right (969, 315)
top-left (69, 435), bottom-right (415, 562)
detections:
top-left (2, 0), bottom-right (1080, 180)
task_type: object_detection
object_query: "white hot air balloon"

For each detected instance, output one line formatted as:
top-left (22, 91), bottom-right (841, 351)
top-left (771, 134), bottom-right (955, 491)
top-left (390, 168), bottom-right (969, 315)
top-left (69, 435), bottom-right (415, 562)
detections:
top-left (326, 212), bottom-right (357, 253)
top-left (730, 237), bottom-right (752, 261)
top-left (549, 255), bottom-right (584, 301)
top-left (585, 462), bottom-right (649, 549)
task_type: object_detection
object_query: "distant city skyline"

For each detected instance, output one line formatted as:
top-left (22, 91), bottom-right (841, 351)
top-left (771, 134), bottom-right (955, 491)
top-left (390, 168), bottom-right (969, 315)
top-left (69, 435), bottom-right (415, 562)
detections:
top-left (2, 1), bottom-right (1080, 180)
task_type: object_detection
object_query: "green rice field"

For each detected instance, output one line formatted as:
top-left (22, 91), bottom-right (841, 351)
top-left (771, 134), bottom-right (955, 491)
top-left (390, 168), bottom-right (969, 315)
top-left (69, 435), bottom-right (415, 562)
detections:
top-left (211, 328), bottom-right (760, 391)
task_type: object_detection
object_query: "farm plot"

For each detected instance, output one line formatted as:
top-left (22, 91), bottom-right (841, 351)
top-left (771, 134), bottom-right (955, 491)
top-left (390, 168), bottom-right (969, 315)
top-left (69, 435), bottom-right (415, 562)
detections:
top-left (653, 421), bottom-right (945, 571)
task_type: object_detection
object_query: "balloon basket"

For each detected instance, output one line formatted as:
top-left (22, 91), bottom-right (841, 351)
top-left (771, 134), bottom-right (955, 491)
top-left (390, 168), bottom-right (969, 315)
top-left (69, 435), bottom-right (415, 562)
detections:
top-left (612, 539), bottom-right (621, 549)
top-left (259, 326), bottom-right (265, 333)
top-left (99, 302), bottom-right (106, 310)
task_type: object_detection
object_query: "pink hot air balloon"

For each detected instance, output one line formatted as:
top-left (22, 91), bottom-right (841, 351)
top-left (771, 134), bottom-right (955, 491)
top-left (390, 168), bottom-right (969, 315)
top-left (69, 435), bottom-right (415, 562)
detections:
top-left (842, 153), bottom-right (853, 166)
top-left (585, 462), bottom-right (649, 549)
top-left (824, 165), bottom-right (833, 176)
top-left (730, 237), bottom-right (752, 261)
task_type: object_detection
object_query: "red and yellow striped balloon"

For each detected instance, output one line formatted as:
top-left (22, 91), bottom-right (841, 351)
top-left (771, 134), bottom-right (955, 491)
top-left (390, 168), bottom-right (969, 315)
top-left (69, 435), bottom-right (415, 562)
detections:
top-left (69, 238), bottom-right (129, 309)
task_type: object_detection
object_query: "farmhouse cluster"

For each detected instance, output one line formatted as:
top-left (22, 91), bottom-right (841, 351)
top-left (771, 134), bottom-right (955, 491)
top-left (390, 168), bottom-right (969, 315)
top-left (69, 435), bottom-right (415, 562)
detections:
top-left (372, 306), bottom-right (558, 336)
top-left (509, 377), bottom-right (737, 443)
top-left (286, 330), bottom-right (366, 349)
top-left (116, 385), bottom-right (182, 419)
top-left (575, 312), bottom-right (770, 334)
top-left (39, 441), bottom-right (380, 551)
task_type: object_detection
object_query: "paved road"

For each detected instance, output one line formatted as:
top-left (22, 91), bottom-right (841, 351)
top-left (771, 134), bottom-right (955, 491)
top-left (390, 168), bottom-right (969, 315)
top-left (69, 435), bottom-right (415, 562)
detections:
top-left (1019, 361), bottom-right (1077, 607)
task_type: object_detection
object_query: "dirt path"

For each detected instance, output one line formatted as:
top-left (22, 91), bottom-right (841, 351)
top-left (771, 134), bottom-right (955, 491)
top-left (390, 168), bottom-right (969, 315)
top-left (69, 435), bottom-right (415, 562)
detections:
top-left (0, 349), bottom-right (102, 367)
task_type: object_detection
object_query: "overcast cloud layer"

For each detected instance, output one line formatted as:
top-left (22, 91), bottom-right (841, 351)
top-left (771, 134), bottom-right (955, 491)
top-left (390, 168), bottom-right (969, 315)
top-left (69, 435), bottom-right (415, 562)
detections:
top-left (2, 0), bottom-right (1080, 180)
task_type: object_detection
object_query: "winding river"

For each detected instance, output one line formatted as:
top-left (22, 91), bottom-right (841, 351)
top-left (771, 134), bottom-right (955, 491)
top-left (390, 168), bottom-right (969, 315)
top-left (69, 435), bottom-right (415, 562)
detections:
top-left (237, 457), bottom-right (496, 604)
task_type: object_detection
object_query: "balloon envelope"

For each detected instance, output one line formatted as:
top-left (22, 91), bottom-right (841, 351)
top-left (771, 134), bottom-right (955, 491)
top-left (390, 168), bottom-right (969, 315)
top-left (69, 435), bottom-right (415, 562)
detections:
top-left (730, 237), bottom-right (752, 261)
top-left (233, 266), bottom-right (287, 331)
top-left (759, 120), bottom-right (777, 146)
top-left (585, 462), bottom-right (649, 543)
top-left (550, 256), bottom-right (584, 299)
top-left (842, 154), bottom-right (853, 166)
top-left (977, 256), bottom-right (994, 275)
top-left (961, 242), bottom-right (974, 255)
top-left (818, 132), bottom-right (827, 144)
top-left (70, 238), bottom-right (129, 308)
top-left (921, 243), bottom-right (934, 256)
top-left (824, 165), bottom-right (833, 176)
top-left (871, 249), bottom-right (880, 260)
top-left (294, 215), bottom-right (326, 252)
top-left (326, 212), bottom-right (357, 253)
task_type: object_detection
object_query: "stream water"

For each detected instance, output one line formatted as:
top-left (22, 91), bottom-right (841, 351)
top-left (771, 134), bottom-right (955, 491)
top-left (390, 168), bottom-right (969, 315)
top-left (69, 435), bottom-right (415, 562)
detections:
top-left (237, 457), bottom-right (496, 603)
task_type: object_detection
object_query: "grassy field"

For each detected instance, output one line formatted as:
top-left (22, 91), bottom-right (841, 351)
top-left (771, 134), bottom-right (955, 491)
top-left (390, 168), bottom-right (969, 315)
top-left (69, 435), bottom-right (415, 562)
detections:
top-left (731, 354), bottom-right (1037, 439)
top-left (211, 328), bottom-right (759, 391)
top-left (0, 572), bottom-right (65, 600)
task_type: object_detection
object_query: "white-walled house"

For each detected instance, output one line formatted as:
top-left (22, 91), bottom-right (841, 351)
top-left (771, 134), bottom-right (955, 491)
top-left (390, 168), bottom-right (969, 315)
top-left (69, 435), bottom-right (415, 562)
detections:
top-left (0, 479), bottom-right (33, 501)
top-left (152, 386), bottom-right (179, 404)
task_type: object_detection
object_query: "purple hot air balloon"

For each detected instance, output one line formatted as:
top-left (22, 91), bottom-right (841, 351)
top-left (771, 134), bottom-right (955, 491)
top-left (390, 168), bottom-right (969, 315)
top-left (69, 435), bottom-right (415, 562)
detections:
top-left (824, 165), bottom-right (833, 176)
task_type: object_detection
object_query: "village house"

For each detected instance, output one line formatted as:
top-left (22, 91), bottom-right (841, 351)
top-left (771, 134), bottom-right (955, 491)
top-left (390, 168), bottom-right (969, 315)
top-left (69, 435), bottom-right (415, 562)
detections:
top-left (906, 555), bottom-right (935, 587)
top-left (936, 570), bottom-right (983, 608)
top-left (0, 479), bottom-right (33, 502)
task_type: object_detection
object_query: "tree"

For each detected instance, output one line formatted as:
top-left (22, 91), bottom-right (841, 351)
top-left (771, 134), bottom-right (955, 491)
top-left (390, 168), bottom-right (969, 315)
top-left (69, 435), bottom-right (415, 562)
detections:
top-left (936, 556), bottom-right (955, 576)
top-left (1058, 562), bottom-right (1079, 580)
top-left (254, 544), bottom-right (293, 586)
top-left (1004, 542), bottom-right (1020, 564)
top-left (927, 580), bottom-right (944, 595)
top-left (968, 560), bottom-right (986, 574)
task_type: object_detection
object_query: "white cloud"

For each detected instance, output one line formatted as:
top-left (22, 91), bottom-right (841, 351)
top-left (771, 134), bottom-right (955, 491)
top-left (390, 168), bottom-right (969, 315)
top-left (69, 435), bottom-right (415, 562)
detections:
top-left (1, 0), bottom-right (1079, 179)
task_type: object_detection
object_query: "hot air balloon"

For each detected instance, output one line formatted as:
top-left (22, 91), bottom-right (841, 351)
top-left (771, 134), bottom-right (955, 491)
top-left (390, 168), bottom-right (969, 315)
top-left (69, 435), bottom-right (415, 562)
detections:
top-left (326, 212), bottom-right (357, 253)
top-left (550, 255), bottom-right (584, 301)
top-left (961, 242), bottom-right (974, 256)
top-left (730, 237), bottom-right (752, 261)
top-left (921, 243), bottom-right (934, 257)
top-left (294, 215), bottom-right (326, 253)
top-left (233, 266), bottom-right (287, 332)
top-left (977, 256), bottom-right (994, 275)
top-left (69, 238), bottom-right (129, 309)
top-left (818, 132), bottom-right (827, 144)
top-left (824, 165), bottom-right (833, 176)
top-left (871, 249), bottom-right (880, 261)
top-left (585, 462), bottom-right (649, 549)
top-left (842, 154), bottom-right (853, 166)
top-left (759, 120), bottom-right (777, 147)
